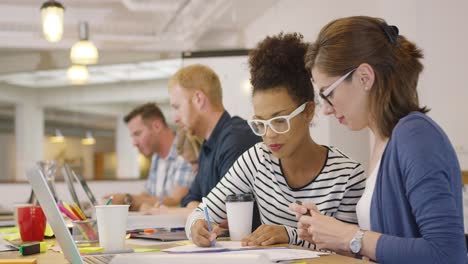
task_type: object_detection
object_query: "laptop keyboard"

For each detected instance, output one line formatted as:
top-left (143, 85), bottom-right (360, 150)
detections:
top-left (83, 254), bottom-right (115, 264)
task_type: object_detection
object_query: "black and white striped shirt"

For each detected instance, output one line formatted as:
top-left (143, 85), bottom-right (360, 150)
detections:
top-left (186, 143), bottom-right (366, 249)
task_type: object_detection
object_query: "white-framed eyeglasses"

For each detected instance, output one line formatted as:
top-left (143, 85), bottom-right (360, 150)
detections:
top-left (319, 68), bottom-right (356, 106)
top-left (247, 103), bottom-right (307, 136)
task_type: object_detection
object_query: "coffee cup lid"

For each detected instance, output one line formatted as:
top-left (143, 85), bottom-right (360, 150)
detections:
top-left (226, 193), bottom-right (254, 202)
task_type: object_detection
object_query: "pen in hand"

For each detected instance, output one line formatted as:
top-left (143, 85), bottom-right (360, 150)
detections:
top-left (202, 197), bottom-right (215, 247)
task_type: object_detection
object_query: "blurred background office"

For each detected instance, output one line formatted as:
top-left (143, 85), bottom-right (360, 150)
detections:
top-left (0, 0), bottom-right (467, 217)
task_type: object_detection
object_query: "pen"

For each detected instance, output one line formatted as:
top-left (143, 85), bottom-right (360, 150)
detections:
top-left (295, 201), bottom-right (311, 216)
top-left (202, 197), bottom-right (215, 247)
top-left (57, 202), bottom-right (79, 220)
top-left (105, 196), bottom-right (113, 205)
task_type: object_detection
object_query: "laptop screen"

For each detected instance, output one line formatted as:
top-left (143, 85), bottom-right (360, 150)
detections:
top-left (26, 167), bottom-right (84, 264)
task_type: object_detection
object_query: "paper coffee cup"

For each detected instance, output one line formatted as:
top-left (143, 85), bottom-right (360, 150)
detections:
top-left (95, 205), bottom-right (129, 252)
top-left (225, 193), bottom-right (254, 241)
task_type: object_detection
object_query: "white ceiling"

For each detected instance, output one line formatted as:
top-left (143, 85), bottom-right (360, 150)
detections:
top-left (0, 0), bottom-right (276, 52)
top-left (0, 0), bottom-right (277, 130)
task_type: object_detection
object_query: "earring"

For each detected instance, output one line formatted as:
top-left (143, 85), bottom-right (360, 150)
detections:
top-left (364, 86), bottom-right (370, 91)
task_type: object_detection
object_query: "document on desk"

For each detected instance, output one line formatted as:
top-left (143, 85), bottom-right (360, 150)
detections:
top-left (0, 237), bottom-right (18, 252)
top-left (223, 248), bottom-right (328, 262)
top-left (163, 241), bottom-right (256, 253)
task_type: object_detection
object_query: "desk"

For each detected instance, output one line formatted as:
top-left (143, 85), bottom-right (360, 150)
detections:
top-left (0, 239), bottom-right (370, 264)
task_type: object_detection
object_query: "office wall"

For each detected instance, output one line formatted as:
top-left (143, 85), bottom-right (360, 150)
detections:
top-left (0, 180), bottom-right (146, 213)
top-left (244, 0), bottom-right (468, 169)
top-left (0, 133), bottom-right (15, 181)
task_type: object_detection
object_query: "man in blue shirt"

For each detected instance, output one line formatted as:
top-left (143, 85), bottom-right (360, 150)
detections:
top-left (168, 64), bottom-right (261, 209)
top-left (104, 103), bottom-right (194, 210)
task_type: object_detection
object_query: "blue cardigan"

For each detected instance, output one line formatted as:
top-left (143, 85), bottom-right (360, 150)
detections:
top-left (370, 112), bottom-right (466, 263)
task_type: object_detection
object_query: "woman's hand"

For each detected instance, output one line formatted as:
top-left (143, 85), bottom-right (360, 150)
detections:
top-left (241, 224), bottom-right (288, 246)
top-left (290, 201), bottom-right (357, 253)
top-left (190, 219), bottom-right (224, 247)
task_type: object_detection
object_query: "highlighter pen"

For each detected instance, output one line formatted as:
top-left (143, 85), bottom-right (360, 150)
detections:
top-left (295, 201), bottom-right (311, 216)
top-left (19, 242), bottom-right (47, 256)
top-left (202, 198), bottom-right (215, 247)
top-left (105, 196), bottom-right (113, 205)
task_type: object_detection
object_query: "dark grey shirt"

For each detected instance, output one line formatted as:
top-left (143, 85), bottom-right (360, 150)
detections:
top-left (181, 111), bottom-right (261, 206)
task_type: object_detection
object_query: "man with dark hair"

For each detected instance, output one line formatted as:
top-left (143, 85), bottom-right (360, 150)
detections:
top-left (104, 102), bottom-right (194, 211)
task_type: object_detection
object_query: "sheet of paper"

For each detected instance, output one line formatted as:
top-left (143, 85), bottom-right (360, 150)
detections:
top-left (0, 237), bottom-right (17, 252)
top-left (162, 241), bottom-right (256, 253)
top-left (222, 248), bottom-right (327, 262)
top-left (126, 238), bottom-right (178, 247)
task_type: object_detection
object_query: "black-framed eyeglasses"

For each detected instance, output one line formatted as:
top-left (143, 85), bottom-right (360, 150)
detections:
top-left (247, 103), bottom-right (307, 136)
top-left (319, 68), bottom-right (356, 107)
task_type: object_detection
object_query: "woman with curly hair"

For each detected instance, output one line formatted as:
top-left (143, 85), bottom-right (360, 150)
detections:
top-left (185, 33), bottom-right (366, 249)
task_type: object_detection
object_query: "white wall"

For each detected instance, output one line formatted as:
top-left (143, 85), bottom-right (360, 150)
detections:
top-left (0, 180), bottom-right (146, 213)
top-left (245, 0), bottom-right (468, 170)
top-left (0, 134), bottom-right (16, 181)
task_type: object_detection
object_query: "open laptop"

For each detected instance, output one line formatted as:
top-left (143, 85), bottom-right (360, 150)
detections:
top-left (27, 167), bottom-right (271, 264)
top-left (26, 166), bottom-right (128, 264)
top-left (62, 163), bottom-right (98, 210)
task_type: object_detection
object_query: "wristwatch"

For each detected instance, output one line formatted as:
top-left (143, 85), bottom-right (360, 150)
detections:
top-left (349, 229), bottom-right (365, 255)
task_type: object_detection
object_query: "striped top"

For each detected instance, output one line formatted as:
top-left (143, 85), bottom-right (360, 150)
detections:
top-left (186, 142), bottom-right (366, 249)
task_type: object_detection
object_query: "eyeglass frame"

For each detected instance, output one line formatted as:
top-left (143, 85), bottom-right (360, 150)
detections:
top-left (247, 102), bottom-right (307, 136)
top-left (319, 68), bottom-right (356, 107)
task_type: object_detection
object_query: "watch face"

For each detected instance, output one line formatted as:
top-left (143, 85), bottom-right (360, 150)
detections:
top-left (350, 239), bottom-right (361, 253)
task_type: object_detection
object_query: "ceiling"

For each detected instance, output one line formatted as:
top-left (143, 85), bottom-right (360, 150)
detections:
top-left (0, 0), bottom-right (276, 63)
top-left (0, 0), bottom-right (277, 132)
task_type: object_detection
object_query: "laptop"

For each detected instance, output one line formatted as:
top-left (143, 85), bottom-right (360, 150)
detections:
top-left (27, 167), bottom-right (270, 264)
top-left (62, 163), bottom-right (98, 210)
top-left (26, 166), bottom-right (128, 264)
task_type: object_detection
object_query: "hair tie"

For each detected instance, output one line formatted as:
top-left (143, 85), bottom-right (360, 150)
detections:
top-left (382, 24), bottom-right (399, 45)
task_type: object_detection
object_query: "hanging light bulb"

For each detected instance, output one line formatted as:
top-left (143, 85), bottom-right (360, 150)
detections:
top-left (67, 65), bottom-right (89, 85)
top-left (70, 22), bottom-right (99, 65)
top-left (81, 131), bottom-right (96, 145)
top-left (40, 0), bottom-right (65, 42)
top-left (50, 129), bottom-right (65, 143)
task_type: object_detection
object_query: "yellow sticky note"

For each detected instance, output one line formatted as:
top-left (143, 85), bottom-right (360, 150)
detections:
top-left (44, 225), bottom-right (54, 237)
top-left (133, 248), bottom-right (161, 253)
top-left (3, 233), bottom-right (20, 241)
top-left (78, 247), bottom-right (104, 254)
top-left (0, 226), bottom-right (19, 234)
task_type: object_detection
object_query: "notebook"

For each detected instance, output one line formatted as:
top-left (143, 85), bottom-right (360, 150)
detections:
top-left (26, 166), bottom-right (129, 264)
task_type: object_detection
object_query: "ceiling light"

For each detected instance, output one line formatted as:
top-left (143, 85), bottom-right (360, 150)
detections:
top-left (81, 131), bottom-right (96, 145)
top-left (67, 65), bottom-right (89, 85)
top-left (50, 129), bottom-right (65, 143)
top-left (40, 0), bottom-right (65, 43)
top-left (70, 22), bottom-right (99, 65)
